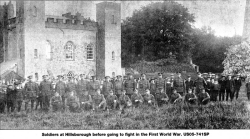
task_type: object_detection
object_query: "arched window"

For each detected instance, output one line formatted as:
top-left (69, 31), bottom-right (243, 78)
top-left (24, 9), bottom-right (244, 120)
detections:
top-left (31, 6), bottom-right (37, 17)
top-left (112, 51), bottom-right (115, 60)
top-left (87, 43), bottom-right (94, 60)
top-left (64, 41), bottom-right (75, 61)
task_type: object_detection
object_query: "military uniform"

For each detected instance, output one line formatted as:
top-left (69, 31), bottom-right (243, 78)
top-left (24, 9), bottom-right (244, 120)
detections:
top-left (149, 82), bottom-right (156, 96)
top-left (211, 83), bottom-right (220, 101)
top-left (0, 88), bottom-right (6, 113)
top-left (79, 94), bottom-right (92, 111)
top-left (118, 94), bottom-right (132, 110)
top-left (184, 93), bottom-right (197, 105)
top-left (218, 78), bottom-right (227, 101)
top-left (15, 88), bottom-right (24, 112)
top-left (24, 81), bottom-right (39, 111)
top-left (197, 92), bottom-right (210, 105)
top-left (124, 79), bottom-right (136, 98)
top-left (88, 80), bottom-right (101, 97)
top-left (40, 80), bottom-right (53, 111)
top-left (55, 80), bottom-right (67, 110)
top-left (66, 95), bottom-right (79, 112)
top-left (76, 79), bottom-right (89, 98)
top-left (194, 77), bottom-right (206, 95)
top-left (185, 79), bottom-right (194, 93)
top-left (143, 93), bottom-right (155, 106)
top-left (114, 80), bottom-right (124, 98)
top-left (102, 81), bottom-right (113, 98)
top-left (169, 92), bottom-right (182, 104)
top-left (51, 95), bottom-right (62, 112)
top-left (205, 81), bottom-right (213, 97)
top-left (173, 77), bottom-right (185, 96)
top-left (155, 92), bottom-right (168, 107)
top-left (6, 87), bottom-right (17, 112)
top-left (234, 77), bottom-right (242, 100)
top-left (66, 81), bottom-right (77, 94)
top-left (225, 78), bottom-right (235, 101)
top-left (131, 93), bottom-right (143, 108)
top-left (106, 94), bottom-right (119, 110)
top-left (156, 78), bottom-right (166, 93)
top-left (138, 79), bottom-right (150, 97)
top-left (92, 93), bottom-right (106, 111)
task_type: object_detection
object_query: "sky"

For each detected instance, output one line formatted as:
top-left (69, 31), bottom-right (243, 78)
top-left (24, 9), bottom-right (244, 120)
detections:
top-left (0, 0), bottom-right (247, 37)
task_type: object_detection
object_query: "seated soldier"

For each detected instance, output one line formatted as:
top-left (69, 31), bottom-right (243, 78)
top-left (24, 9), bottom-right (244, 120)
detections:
top-left (92, 89), bottom-right (106, 111)
top-left (155, 88), bottom-right (168, 107)
top-left (118, 90), bottom-right (132, 112)
top-left (0, 86), bottom-right (7, 113)
top-left (106, 90), bottom-right (119, 111)
top-left (79, 91), bottom-right (92, 111)
top-left (197, 89), bottom-right (210, 105)
top-left (184, 88), bottom-right (197, 105)
top-left (66, 91), bottom-right (80, 112)
top-left (143, 89), bottom-right (156, 106)
top-left (169, 89), bottom-right (182, 104)
top-left (51, 92), bottom-right (63, 112)
top-left (131, 89), bottom-right (143, 108)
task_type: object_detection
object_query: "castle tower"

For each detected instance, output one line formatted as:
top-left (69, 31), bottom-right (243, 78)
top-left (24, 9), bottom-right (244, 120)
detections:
top-left (243, 0), bottom-right (250, 40)
top-left (96, 2), bottom-right (122, 78)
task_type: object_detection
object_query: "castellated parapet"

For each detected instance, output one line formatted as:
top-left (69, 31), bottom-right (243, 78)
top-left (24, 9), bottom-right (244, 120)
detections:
top-left (45, 16), bottom-right (98, 31)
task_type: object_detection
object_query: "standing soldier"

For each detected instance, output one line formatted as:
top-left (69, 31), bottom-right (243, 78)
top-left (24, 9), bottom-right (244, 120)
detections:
top-left (155, 73), bottom-right (166, 94)
top-left (218, 75), bottom-right (227, 101)
top-left (138, 73), bottom-right (150, 98)
top-left (205, 77), bottom-right (213, 97)
top-left (66, 76), bottom-right (77, 96)
top-left (0, 85), bottom-right (6, 113)
top-left (114, 75), bottom-right (124, 98)
top-left (15, 81), bottom-right (24, 112)
top-left (225, 74), bottom-right (235, 101)
top-left (124, 73), bottom-right (137, 99)
top-left (234, 74), bottom-right (242, 100)
top-left (76, 74), bottom-right (89, 100)
top-left (194, 72), bottom-right (207, 95)
top-left (6, 84), bottom-right (16, 113)
top-left (173, 72), bottom-right (186, 96)
top-left (24, 75), bottom-right (39, 112)
top-left (40, 75), bottom-right (53, 112)
top-left (149, 79), bottom-right (156, 97)
top-left (88, 76), bottom-right (101, 98)
top-left (102, 76), bottom-right (113, 98)
top-left (185, 75), bottom-right (194, 93)
top-left (55, 75), bottom-right (67, 111)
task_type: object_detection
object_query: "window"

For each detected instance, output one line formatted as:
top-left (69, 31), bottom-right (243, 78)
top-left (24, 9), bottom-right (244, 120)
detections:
top-left (34, 49), bottom-right (38, 59)
top-left (35, 73), bottom-right (38, 81)
top-left (112, 51), bottom-right (115, 60)
top-left (46, 40), bottom-right (53, 60)
top-left (112, 15), bottom-right (115, 24)
top-left (64, 41), bottom-right (75, 61)
top-left (87, 43), bottom-right (94, 60)
top-left (31, 6), bottom-right (37, 17)
top-left (67, 71), bottom-right (74, 78)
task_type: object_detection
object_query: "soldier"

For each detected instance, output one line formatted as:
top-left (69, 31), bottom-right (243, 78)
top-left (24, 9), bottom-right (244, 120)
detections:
top-left (137, 73), bottom-right (150, 98)
top-left (131, 89), bottom-right (143, 108)
top-left (15, 81), bottom-right (24, 112)
top-left (106, 90), bottom-right (119, 111)
top-left (211, 79), bottom-right (220, 101)
top-left (245, 79), bottom-right (250, 100)
top-left (155, 73), bottom-right (166, 94)
top-left (118, 90), bottom-right (132, 113)
top-left (92, 89), bottom-right (106, 111)
top-left (66, 91), bottom-right (80, 112)
top-left (165, 78), bottom-right (172, 98)
top-left (40, 75), bottom-right (53, 112)
top-left (185, 75), bottom-right (194, 93)
top-left (169, 89), bottom-right (182, 104)
top-left (170, 73), bottom-right (175, 87)
top-left (143, 89), bottom-right (156, 106)
top-left (88, 76), bottom-right (101, 98)
top-left (6, 84), bottom-right (16, 112)
top-left (114, 75), bottom-right (124, 98)
top-left (102, 76), bottom-right (113, 98)
top-left (194, 72), bottom-right (207, 95)
top-left (155, 88), bottom-right (168, 107)
top-left (205, 77), bottom-right (213, 97)
top-left (0, 85), bottom-right (6, 113)
top-left (35, 78), bottom-right (43, 110)
top-left (184, 88), bottom-right (197, 105)
top-left (173, 72), bottom-right (186, 96)
top-left (234, 74), bottom-right (242, 100)
top-left (50, 92), bottom-right (62, 112)
top-left (66, 76), bottom-right (77, 96)
top-left (55, 75), bottom-right (67, 111)
top-left (124, 73), bottom-right (137, 99)
top-left (76, 74), bottom-right (89, 100)
top-left (225, 74), bottom-right (235, 101)
top-left (197, 89), bottom-right (210, 105)
top-left (24, 75), bottom-right (39, 112)
top-left (79, 90), bottom-right (92, 111)
top-left (218, 75), bottom-right (227, 101)
top-left (149, 79), bottom-right (156, 97)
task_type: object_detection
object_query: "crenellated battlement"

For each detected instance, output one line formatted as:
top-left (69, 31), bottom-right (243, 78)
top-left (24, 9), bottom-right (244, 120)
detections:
top-left (45, 16), bottom-right (98, 31)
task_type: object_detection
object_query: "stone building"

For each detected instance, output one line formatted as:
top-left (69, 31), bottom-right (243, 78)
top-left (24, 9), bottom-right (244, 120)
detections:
top-left (0, 1), bottom-right (122, 81)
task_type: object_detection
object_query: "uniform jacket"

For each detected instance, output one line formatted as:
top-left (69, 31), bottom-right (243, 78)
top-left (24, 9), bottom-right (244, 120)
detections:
top-left (24, 81), bottom-right (39, 98)
top-left (218, 79), bottom-right (227, 90)
top-left (66, 82), bottom-right (77, 93)
top-left (131, 93), bottom-right (143, 104)
top-left (213, 83), bottom-right (221, 91)
top-left (143, 93), bottom-right (155, 103)
top-left (173, 77), bottom-right (185, 93)
top-left (156, 78), bottom-right (165, 90)
top-left (194, 77), bottom-right (206, 89)
top-left (6, 88), bottom-right (17, 102)
top-left (106, 94), bottom-right (118, 105)
top-left (40, 80), bottom-right (53, 96)
top-left (124, 79), bottom-right (137, 95)
top-left (197, 92), bottom-right (210, 102)
top-left (114, 80), bottom-right (124, 95)
top-left (234, 78), bottom-right (242, 90)
top-left (16, 88), bottom-right (24, 101)
top-left (88, 80), bottom-right (101, 91)
top-left (185, 80), bottom-right (194, 91)
top-left (226, 79), bottom-right (235, 92)
top-left (102, 81), bottom-right (113, 95)
top-left (119, 94), bottom-right (131, 105)
top-left (92, 94), bottom-right (106, 106)
top-left (138, 79), bottom-right (150, 92)
top-left (77, 79), bottom-right (89, 93)
top-left (170, 92), bottom-right (181, 103)
top-left (51, 96), bottom-right (62, 105)
top-left (184, 93), bottom-right (196, 102)
top-left (55, 81), bottom-right (67, 97)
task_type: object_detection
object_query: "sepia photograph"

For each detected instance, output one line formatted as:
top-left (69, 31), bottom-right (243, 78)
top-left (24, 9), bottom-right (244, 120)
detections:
top-left (0, 0), bottom-right (250, 132)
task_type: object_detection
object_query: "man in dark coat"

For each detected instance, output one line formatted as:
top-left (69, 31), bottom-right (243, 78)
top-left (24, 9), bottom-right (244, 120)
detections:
top-left (225, 74), bottom-right (235, 101)
top-left (185, 75), bottom-right (194, 93)
top-left (102, 76), bottom-right (113, 98)
top-left (138, 73), bottom-right (150, 98)
top-left (173, 72), bottom-right (186, 96)
top-left (0, 86), bottom-right (7, 113)
top-left (88, 76), bottom-right (101, 98)
top-left (234, 74), bottom-right (242, 100)
top-left (197, 89), bottom-right (210, 105)
top-left (194, 72), bottom-right (207, 95)
top-left (15, 81), bottom-right (24, 112)
top-left (6, 84), bottom-right (16, 112)
top-left (156, 73), bottom-right (166, 94)
top-left (24, 75), bottom-right (39, 112)
top-left (124, 73), bottom-right (137, 99)
top-left (114, 75), bottom-right (124, 98)
top-left (40, 75), bottom-right (53, 112)
top-left (55, 75), bottom-right (67, 111)
top-left (218, 75), bottom-right (227, 101)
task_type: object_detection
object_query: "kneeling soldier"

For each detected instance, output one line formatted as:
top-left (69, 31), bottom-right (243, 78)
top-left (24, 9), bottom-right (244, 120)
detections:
top-left (184, 88), bottom-right (197, 105)
top-left (92, 89), bottom-right (106, 111)
top-left (131, 89), bottom-right (143, 108)
top-left (169, 89), bottom-right (182, 104)
top-left (51, 92), bottom-right (63, 112)
top-left (106, 90), bottom-right (119, 111)
top-left (118, 90), bottom-right (132, 112)
top-left (79, 91), bottom-right (92, 111)
top-left (66, 91), bottom-right (80, 112)
top-left (197, 89), bottom-right (210, 105)
top-left (155, 88), bottom-right (168, 107)
top-left (143, 89), bottom-right (156, 106)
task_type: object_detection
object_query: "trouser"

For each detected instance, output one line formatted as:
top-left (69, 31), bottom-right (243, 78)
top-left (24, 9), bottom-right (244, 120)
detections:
top-left (107, 101), bottom-right (118, 110)
top-left (25, 97), bottom-right (36, 111)
top-left (199, 98), bottom-right (210, 105)
top-left (211, 90), bottom-right (219, 101)
top-left (52, 103), bottom-right (62, 112)
top-left (219, 89), bottom-right (225, 101)
top-left (7, 100), bottom-right (15, 112)
top-left (42, 95), bottom-right (50, 111)
top-left (62, 95), bottom-right (66, 110)
top-left (235, 88), bottom-right (240, 99)
top-left (35, 96), bottom-right (43, 110)
top-left (226, 89), bottom-right (234, 101)
top-left (115, 90), bottom-right (122, 99)
top-left (0, 101), bottom-right (5, 113)
top-left (16, 100), bottom-right (22, 112)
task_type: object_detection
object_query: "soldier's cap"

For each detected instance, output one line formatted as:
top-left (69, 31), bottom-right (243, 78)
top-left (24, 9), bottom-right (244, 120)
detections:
top-left (105, 76), bottom-right (110, 79)
top-left (27, 75), bottom-right (33, 79)
top-left (188, 75), bottom-right (191, 77)
top-left (158, 72), bottom-right (163, 76)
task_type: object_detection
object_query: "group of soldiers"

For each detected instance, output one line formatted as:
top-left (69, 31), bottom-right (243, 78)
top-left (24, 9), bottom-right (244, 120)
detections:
top-left (0, 71), bottom-right (244, 114)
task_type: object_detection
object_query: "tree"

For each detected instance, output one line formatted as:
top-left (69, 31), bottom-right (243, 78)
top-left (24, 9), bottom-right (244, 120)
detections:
top-left (223, 41), bottom-right (250, 75)
top-left (121, 1), bottom-right (195, 67)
